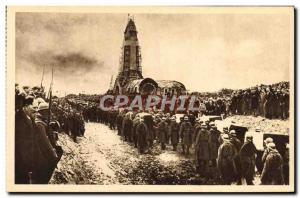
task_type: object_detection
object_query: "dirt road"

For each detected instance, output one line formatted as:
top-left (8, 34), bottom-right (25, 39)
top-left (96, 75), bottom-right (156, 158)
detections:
top-left (50, 122), bottom-right (204, 185)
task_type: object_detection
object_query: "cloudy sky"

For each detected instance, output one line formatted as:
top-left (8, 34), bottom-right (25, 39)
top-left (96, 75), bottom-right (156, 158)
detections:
top-left (16, 11), bottom-right (292, 95)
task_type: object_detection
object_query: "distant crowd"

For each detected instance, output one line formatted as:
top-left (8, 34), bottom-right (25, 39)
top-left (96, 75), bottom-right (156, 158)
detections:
top-left (14, 81), bottom-right (290, 185)
top-left (190, 81), bottom-right (289, 119)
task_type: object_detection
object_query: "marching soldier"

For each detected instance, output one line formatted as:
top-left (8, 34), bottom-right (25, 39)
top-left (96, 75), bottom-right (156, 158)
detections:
top-left (283, 143), bottom-right (289, 185)
top-left (209, 125), bottom-right (221, 167)
top-left (217, 134), bottom-right (237, 185)
top-left (122, 113), bottom-right (133, 142)
top-left (229, 130), bottom-right (242, 184)
top-left (239, 134), bottom-right (257, 185)
top-left (218, 126), bottom-right (229, 144)
top-left (180, 116), bottom-right (193, 155)
top-left (116, 112), bottom-right (123, 135)
top-left (195, 123), bottom-right (210, 177)
top-left (132, 114), bottom-right (140, 148)
top-left (157, 117), bottom-right (169, 150)
top-left (261, 143), bottom-right (284, 185)
top-left (193, 118), bottom-right (201, 143)
top-left (169, 116), bottom-right (180, 151)
top-left (262, 137), bottom-right (274, 164)
top-left (136, 117), bottom-right (148, 154)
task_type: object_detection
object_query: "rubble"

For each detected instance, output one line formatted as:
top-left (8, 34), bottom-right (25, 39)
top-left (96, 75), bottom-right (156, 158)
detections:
top-left (224, 115), bottom-right (289, 135)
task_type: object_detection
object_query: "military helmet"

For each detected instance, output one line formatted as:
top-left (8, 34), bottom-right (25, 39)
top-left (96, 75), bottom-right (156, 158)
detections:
top-left (222, 134), bottom-right (229, 140)
top-left (37, 102), bottom-right (49, 111)
top-left (264, 137), bottom-right (274, 145)
top-left (229, 130), bottom-right (236, 136)
top-left (267, 142), bottom-right (276, 149)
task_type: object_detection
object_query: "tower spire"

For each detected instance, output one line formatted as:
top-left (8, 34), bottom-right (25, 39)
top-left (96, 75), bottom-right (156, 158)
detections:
top-left (114, 16), bottom-right (143, 93)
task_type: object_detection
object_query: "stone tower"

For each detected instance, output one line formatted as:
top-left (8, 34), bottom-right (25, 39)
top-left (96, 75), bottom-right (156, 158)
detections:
top-left (114, 16), bottom-right (143, 94)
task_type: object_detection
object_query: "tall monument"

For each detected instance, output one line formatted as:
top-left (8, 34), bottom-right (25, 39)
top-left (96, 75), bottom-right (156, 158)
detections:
top-left (111, 16), bottom-right (186, 96)
top-left (114, 16), bottom-right (143, 94)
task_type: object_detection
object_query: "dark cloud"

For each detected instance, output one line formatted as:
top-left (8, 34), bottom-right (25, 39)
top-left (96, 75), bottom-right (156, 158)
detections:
top-left (54, 53), bottom-right (98, 69)
top-left (26, 51), bottom-right (104, 75)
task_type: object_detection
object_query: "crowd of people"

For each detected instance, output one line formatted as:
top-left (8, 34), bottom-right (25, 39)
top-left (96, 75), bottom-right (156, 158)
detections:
top-left (14, 81), bottom-right (289, 185)
top-left (15, 84), bottom-right (63, 184)
top-left (15, 84), bottom-right (86, 184)
top-left (71, 99), bottom-right (289, 185)
top-left (195, 81), bottom-right (290, 120)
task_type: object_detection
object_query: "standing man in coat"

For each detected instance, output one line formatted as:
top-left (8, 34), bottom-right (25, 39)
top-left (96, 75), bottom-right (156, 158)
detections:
top-left (195, 123), bottom-right (210, 177)
top-left (136, 117), bottom-right (148, 154)
top-left (239, 134), bottom-right (257, 185)
top-left (116, 112), bottom-right (123, 135)
top-left (217, 134), bottom-right (237, 185)
top-left (34, 102), bottom-right (62, 184)
top-left (132, 114), bottom-right (140, 148)
top-left (122, 113), bottom-right (133, 142)
top-left (193, 118), bottom-right (202, 144)
top-left (179, 116), bottom-right (193, 155)
top-left (229, 130), bottom-right (243, 184)
top-left (261, 142), bottom-right (284, 185)
top-left (209, 125), bottom-right (221, 167)
top-left (169, 116), bottom-right (180, 151)
top-left (157, 116), bottom-right (169, 150)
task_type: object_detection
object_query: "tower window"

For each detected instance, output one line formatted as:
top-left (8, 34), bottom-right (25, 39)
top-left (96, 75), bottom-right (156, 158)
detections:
top-left (124, 45), bottom-right (131, 68)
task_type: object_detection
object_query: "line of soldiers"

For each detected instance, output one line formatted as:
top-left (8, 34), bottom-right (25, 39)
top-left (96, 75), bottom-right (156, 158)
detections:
top-left (15, 84), bottom-right (63, 184)
top-left (51, 101), bottom-right (85, 143)
top-left (83, 106), bottom-right (288, 185)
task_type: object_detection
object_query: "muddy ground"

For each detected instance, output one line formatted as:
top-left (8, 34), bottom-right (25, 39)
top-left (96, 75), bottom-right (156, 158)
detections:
top-left (49, 116), bottom-right (288, 185)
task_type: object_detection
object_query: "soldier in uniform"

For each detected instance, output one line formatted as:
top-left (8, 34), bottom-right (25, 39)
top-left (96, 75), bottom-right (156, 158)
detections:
top-left (153, 115), bottom-right (161, 140)
top-left (157, 116), bottom-right (169, 150)
top-left (239, 134), bottom-right (257, 185)
top-left (218, 127), bottom-right (229, 144)
top-left (262, 137), bottom-right (274, 164)
top-left (132, 114), bottom-right (140, 148)
top-left (261, 143), bottom-right (284, 185)
top-left (116, 112), bottom-right (123, 135)
top-left (179, 116), bottom-right (193, 155)
top-left (136, 117), bottom-right (148, 154)
top-left (209, 125), bottom-right (221, 167)
top-left (229, 130), bottom-right (242, 184)
top-left (217, 134), bottom-right (237, 185)
top-left (283, 143), bottom-right (289, 185)
top-left (122, 113), bottom-right (133, 142)
top-left (15, 90), bottom-right (35, 184)
top-left (195, 123), bottom-right (210, 177)
top-left (169, 116), bottom-right (180, 151)
top-left (33, 102), bottom-right (62, 184)
top-left (193, 118), bottom-right (202, 143)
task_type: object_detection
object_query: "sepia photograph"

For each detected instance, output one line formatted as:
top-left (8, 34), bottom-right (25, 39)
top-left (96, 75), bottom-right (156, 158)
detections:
top-left (6, 6), bottom-right (295, 192)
